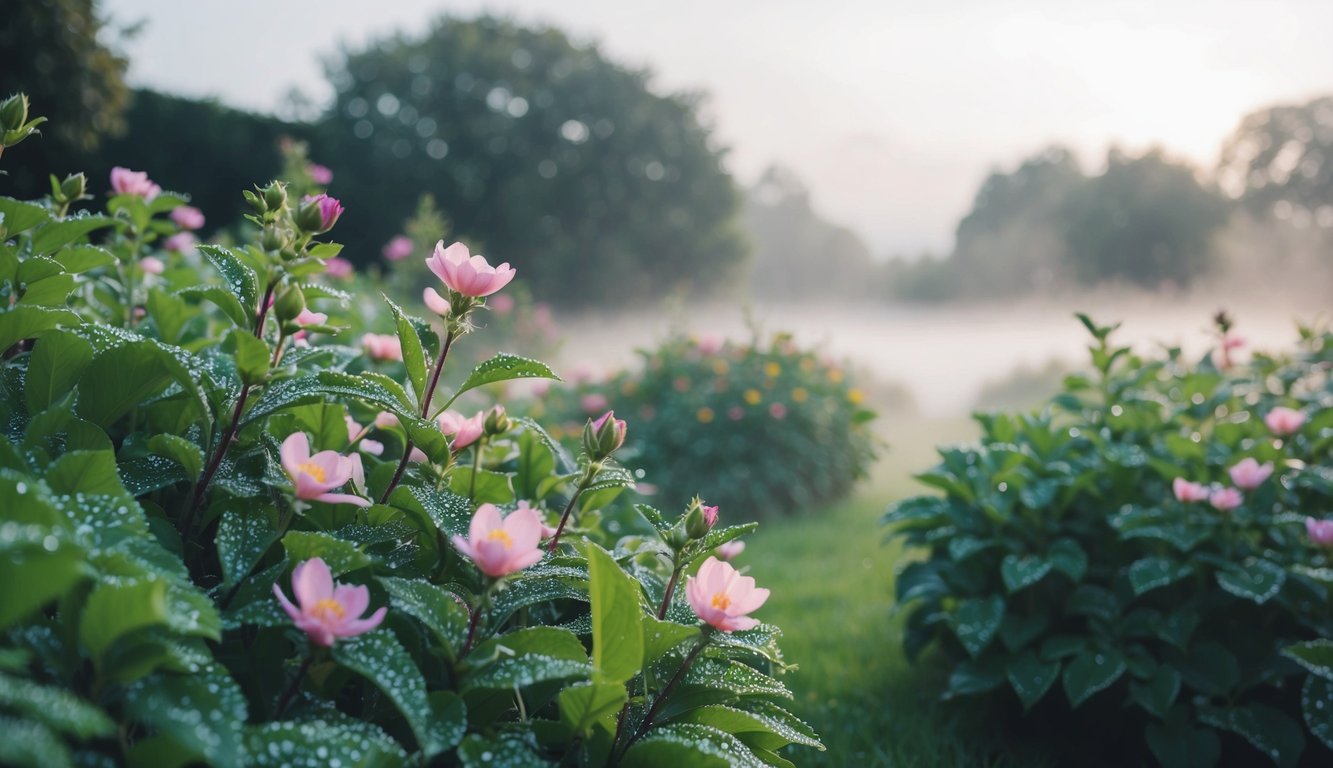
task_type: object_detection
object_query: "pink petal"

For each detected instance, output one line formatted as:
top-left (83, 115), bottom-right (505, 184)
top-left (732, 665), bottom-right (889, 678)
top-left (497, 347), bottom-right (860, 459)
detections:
top-left (292, 558), bottom-right (334, 607)
top-left (280, 432), bottom-right (310, 482)
top-left (338, 606), bottom-right (388, 637)
top-left (333, 584), bottom-right (370, 619)
top-left (273, 583), bottom-right (303, 623)
top-left (315, 492), bottom-right (371, 508)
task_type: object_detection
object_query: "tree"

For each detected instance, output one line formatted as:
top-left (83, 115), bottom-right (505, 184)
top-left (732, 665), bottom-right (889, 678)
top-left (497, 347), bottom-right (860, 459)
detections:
top-left (318, 15), bottom-right (747, 306)
top-left (1217, 95), bottom-right (1333, 226)
top-left (0, 0), bottom-right (130, 194)
top-left (1059, 148), bottom-right (1230, 289)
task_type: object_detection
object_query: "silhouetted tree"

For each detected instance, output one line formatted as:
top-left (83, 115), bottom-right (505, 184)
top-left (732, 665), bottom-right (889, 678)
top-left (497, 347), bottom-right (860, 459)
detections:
top-left (1217, 95), bottom-right (1333, 227)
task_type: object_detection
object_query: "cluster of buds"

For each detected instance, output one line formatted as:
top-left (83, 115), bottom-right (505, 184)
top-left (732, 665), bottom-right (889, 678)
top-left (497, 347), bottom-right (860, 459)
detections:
top-left (0, 93), bottom-right (46, 157)
top-left (48, 172), bottom-right (88, 216)
top-left (242, 181), bottom-right (345, 278)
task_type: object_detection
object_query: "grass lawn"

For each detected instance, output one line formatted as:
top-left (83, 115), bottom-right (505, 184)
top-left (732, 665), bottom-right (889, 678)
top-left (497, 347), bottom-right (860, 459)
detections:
top-left (743, 416), bottom-right (1053, 767)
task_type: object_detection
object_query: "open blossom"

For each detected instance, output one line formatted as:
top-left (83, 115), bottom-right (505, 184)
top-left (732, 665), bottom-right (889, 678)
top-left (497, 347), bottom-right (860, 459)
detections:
top-left (110, 166), bottom-right (161, 199)
top-left (324, 257), bottom-right (353, 279)
top-left (361, 333), bottom-right (403, 361)
top-left (383, 235), bottom-right (413, 262)
top-left (345, 415), bottom-right (384, 456)
top-left (273, 557), bottom-right (386, 647)
top-left (139, 256), bottom-right (165, 275)
top-left (715, 540), bottom-right (746, 561)
top-left (163, 232), bottom-right (197, 253)
top-left (280, 432), bottom-right (369, 507)
top-left (170, 205), bottom-right (205, 230)
top-left (308, 163), bottom-right (334, 185)
top-left (425, 241), bottom-right (515, 297)
top-left (451, 503), bottom-right (544, 578)
top-left (423, 287), bottom-right (451, 317)
top-left (1306, 518), bottom-right (1333, 547)
top-left (1209, 486), bottom-right (1243, 511)
top-left (1172, 477), bottom-right (1210, 503)
top-left (1228, 458), bottom-right (1273, 490)
top-left (1264, 407), bottom-right (1306, 436)
top-left (438, 410), bottom-right (485, 452)
top-left (293, 308), bottom-right (327, 327)
top-left (686, 556), bottom-right (769, 632)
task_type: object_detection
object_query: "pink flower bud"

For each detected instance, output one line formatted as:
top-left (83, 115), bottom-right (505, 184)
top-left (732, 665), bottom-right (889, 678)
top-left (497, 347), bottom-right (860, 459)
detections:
top-left (1209, 486), bottom-right (1243, 511)
top-left (324, 257), bottom-right (354, 279)
top-left (382, 235), bottom-right (413, 262)
top-left (298, 193), bottom-right (343, 233)
top-left (109, 166), bottom-right (161, 200)
top-left (1172, 477), bottom-right (1209, 503)
top-left (438, 410), bottom-right (485, 452)
top-left (1227, 458), bottom-right (1273, 490)
top-left (715, 540), bottom-right (746, 561)
top-left (374, 411), bottom-right (399, 430)
top-left (1306, 518), bottom-right (1333, 547)
top-left (273, 557), bottom-right (386, 647)
top-left (686, 556), bottom-right (769, 632)
top-left (425, 240), bottom-right (515, 297)
top-left (769, 402), bottom-right (788, 420)
top-left (163, 232), bottom-right (197, 253)
top-left (170, 205), bottom-right (205, 230)
top-left (293, 308), bottom-right (327, 328)
top-left (139, 256), bottom-right (165, 275)
top-left (451, 504), bottom-right (544, 578)
top-left (361, 333), bottom-right (403, 361)
top-left (308, 163), bottom-right (333, 185)
top-left (1264, 407), bottom-right (1307, 436)
top-left (581, 393), bottom-right (609, 415)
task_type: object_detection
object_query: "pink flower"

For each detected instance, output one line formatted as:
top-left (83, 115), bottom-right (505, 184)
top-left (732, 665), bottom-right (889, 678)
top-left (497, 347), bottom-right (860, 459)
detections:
top-left (324, 257), bottom-right (353, 279)
top-left (581, 393), bottom-right (609, 415)
top-left (1306, 518), bottom-right (1333, 547)
top-left (163, 232), bottom-right (197, 253)
top-left (696, 335), bottom-right (723, 355)
top-left (1228, 458), bottom-right (1273, 490)
top-left (701, 503), bottom-right (719, 530)
top-left (279, 432), bottom-right (369, 507)
top-left (715, 540), bottom-right (746, 561)
top-left (294, 308), bottom-right (327, 327)
top-left (489, 293), bottom-right (515, 315)
top-left (438, 410), bottom-right (485, 452)
top-left (423, 287), bottom-right (451, 317)
top-left (1222, 332), bottom-right (1245, 351)
top-left (517, 500), bottom-right (558, 538)
top-left (451, 503), bottom-right (544, 578)
top-left (139, 256), bottom-right (165, 275)
top-left (382, 235), bottom-right (413, 262)
top-left (273, 557), bottom-right (386, 647)
top-left (308, 163), bottom-right (334, 185)
top-left (374, 411), bottom-right (399, 430)
top-left (109, 166), bottom-right (160, 200)
top-left (1208, 486), bottom-right (1243, 511)
top-left (685, 556), bottom-right (769, 632)
top-left (170, 205), bottom-right (205, 230)
top-left (361, 333), bottom-right (403, 361)
top-left (1172, 478), bottom-right (1210, 503)
top-left (300, 193), bottom-right (343, 232)
top-left (591, 410), bottom-right (628, 453)
top-left (344, 415), bottom-right (384, 456)
top-left (408, 447), bottom-right (428, 463)
top-left (1264, 407), bottom-right (1307, 436)
top-left (425, 241), bottom-right (515, 297)
top-left (727, 406), bottom-right (744, 421)
top-left (769, 402), bottom-right (788, 420)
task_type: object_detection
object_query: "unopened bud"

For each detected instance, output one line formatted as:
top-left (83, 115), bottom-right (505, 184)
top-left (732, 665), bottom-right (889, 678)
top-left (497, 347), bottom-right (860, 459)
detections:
top-left (261, 181), bottom-right (288, 213)
top-left (684, 497), bottom-right (719, 540)
top-left (582, 410), bottom-right (627, 461)
top-left (0, 93), bottom-right (29, 133)
top-left (272, 284), bottom-right (306, 324)
top-left (296, 193), bottom-right (343, 233)
top-left (59, 172), bottom-right (86, 202)
top-left (484, 405), bottom-right (512, 436)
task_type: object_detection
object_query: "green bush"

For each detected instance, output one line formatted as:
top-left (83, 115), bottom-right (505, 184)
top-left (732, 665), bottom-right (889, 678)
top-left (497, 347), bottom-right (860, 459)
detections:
top-left (533, 333), bottom-right (877, 519)
top-left (885, 315), bottom-right (1333, 766)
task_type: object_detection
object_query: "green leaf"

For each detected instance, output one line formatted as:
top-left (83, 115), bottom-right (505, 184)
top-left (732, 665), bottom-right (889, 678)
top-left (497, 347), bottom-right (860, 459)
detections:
top-left (47, 450), bottom-right (124, 495)
top-left (1130, 664), bottom-right (1182, 720)
top-left (178, 285), bottom-right (251, 328)
top-left (76, 339), bottom-right (208, 430)
top-left (198, 244), bottom-right (259, 314)
top-left (147, 434), bottom-right (205, 481)
top-left (383, 294), bottom-right (427, 403)
top-left (0, 305), bottom-right (79, 351)
top-left (124, 665), bottom-right (247, 768)
top-left (1006, 651), bottom-right (1060, 711)
top-left (465, 626), bottom-right (591, 691)
top-left (457, 734), bottom-right (548, 768)
top-left (18, 273), bottom-right (75, 307)
top-left (1062, 648), bottom-right (1126, 708)
top-left (0, 522), bottom-right (83, 631)
top-left (1001, 554), bottom-right (1053, 593)
top-left (79, 579), bottom-right (170, 662)
top-left (0, 717), bottom-right (70, 768)
top-left (951, 594), bottom-right (1005, 658)
top-left (281, 531), bottom-right (372, 577)
top-left (1283, 640), bottom-right (1333, 683)
top-left (377, 576), bottom-right (470, 653)
top-left (331, 629), bottom-right (453, 756)
top-left (52, 244), bottom-right (117, 274)
top-left (1215, 559), bottom-right (1285, 604)
top-left (449, 466), bottom-right (513, 505)
top-left (1301, 675), bottom-right (1333, 751)
top-left (642, 616), bottom-right (701, 665)
top-left (25, 330), bottom-right (93, 412)
top-left (244, 719), bottom-right (407, 767)
top-left (442, 353), bottom-right (561, 410)
top-left (587, 542), bottom-right (645, 684)
top-left (216, 507), bottom-right (278, 589)
top-left (230, 328), bottom-right (270, 386)
top-left (1128, 556), bottom-right (1192, 596)
top-left (1048, 538), bottom-right (1088, 582)
top-left (1146, 709), bottom-right (1221, 768)
top-left (559, 680), bottom-right (627, 737)
top-left (621, 723), bottom-right (768, 768)
top-left (30, 214), bottom-right (115, 252)
top-left (1198, 703), bottom-right (1305, 768)
top-left (0, 196), bottom-right (50, 234)
top-left (0, 673), bottom-right (116, 739)
top-left (677, 702), bottom-right (824, 752)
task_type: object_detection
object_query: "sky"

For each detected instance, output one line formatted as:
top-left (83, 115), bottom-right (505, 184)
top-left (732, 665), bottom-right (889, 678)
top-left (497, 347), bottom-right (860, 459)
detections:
top-left (104, 0), bottom-right (1333, 256)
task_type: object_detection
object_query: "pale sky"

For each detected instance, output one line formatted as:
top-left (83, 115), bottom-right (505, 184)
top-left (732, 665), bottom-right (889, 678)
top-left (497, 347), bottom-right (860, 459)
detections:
top-left (104, 0), bottom-right (1333, 256)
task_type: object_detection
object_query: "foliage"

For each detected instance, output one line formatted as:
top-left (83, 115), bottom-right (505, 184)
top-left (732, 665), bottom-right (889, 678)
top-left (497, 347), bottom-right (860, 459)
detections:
top-left (884, 315), bottom-right (1333, 766)
top-left (0, 98), bottom-right (819, 766)
top-left (1217, 95), bottom-right (1333, 224)
top-left (532, 333), bottom-right (877, 519)
top-left (317, 15), bottom-right (748, 306)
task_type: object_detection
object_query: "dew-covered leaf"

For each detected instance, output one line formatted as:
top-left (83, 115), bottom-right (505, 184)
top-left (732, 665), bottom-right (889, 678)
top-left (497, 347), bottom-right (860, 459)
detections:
top-left (1128, 556), bottom-right (1192, 596)
top-left (217, 507), bottom-right (279, 588)
top-left (331, 629), bottom-right (453, 756)
top-left (377, 576), bottom-right (470, 652)
top-left (281, 530), bottom-right (372, 577)
top-left (124, 664), bottom-right (247, 768)
top-left (442, 353), bottom-right (561, 410)
top-left (0, 673), bottom-right (116, 739)
top-left (244, 719), bottom-right (407, 767)
top-left (621, 723), bottom-right (768, 768)
top-left (1302, 675), bottom-right (1333, 751)
top-left (950, 594), bottom-right (1005, 658)
top-left (198, 244), bottom-right (259, 314)
top-left (1062, 648), bottom-right (1126, 708)
top-left (1215, 559), bottom-right (1285, 605)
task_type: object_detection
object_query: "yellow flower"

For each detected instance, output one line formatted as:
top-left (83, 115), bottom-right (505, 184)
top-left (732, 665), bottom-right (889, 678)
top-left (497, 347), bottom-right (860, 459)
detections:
top-left (791, 387), bottom-right (808, 403)
top-left (847, 388), bottom-right (864, 404)
top-left (764, 362), bottom-right (781, 378)
top-left (743, 389), bottom-right (762, 405)
top-left (696, 407), bottom-right (715, 423)
top-left (712, 359), bottom-right (729, 375)
top-left (828, 369), bottom-right (844, 383)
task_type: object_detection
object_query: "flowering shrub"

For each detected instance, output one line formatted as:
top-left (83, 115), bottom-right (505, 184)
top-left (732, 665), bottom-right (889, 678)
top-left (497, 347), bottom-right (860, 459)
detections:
top-left (885, 314), bottom-right (1333, 766)
top-left (534, 333), bottom-right (877, 518)
top-left (0, 97), bottom-right (820, 766)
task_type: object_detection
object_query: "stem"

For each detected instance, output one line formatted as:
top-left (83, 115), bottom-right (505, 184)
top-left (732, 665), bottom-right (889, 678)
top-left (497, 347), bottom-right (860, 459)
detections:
top-left (656, 564), bottom-right (683, 620)
top-left (616, 633), bottom-right (710, 761)
top-left (271, 330), bottom-right (287, 367)
top-left (255, 283), bottom-right (276, 338)
top-left (461, 592), bottom-right (488, 656)
top-left (273, 654), bottom-right (315, 719)
top-left (467, 438), bottom-right (484, 501)
top-left (547, 466), bottom-right (598, 553)
top-left (378, 330), bottom-right (456, 504)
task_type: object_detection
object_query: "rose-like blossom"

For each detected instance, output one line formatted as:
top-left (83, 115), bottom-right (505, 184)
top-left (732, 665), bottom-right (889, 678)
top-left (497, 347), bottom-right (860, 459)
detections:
top-left (280, 432), bottom-right (369, 507)
top-left (1228, 458), bottom-right (1274, 490)
top-left (139, 256), bottom-right (165, 275)
top-left (1306, 518), bottom-right (1333, 547)
top-left (308, 163), bottom-right (333, 185)
top-left (382, 235), bottom-right (413, 262)
top-left (696, 335), bottom-right (723, 355)
top-left (361, 333), bottom-right (403, 361)
top-left (516, 500), bottom-right (558, 538)
top-left (1172, 478), bottom-right (1210, 503)
top-left (581, 393), bottom-right (609, 415)
top-left (423, 287), bottom-right (451, 317)
top-left (1264, 407), bottom-right (1307, 436)
top-left (273, 557), bottom-right (386, 647)
top-left (451, 503), bottom-right (544, 578)
top-left (163, 232), bottom-right (197, 253)
top-left (170, 205), bottom-right (205, 230)
top-left (686, 556), bottom-right (769, 632)
top-left (489, 293), bottom-right (515, 315)
top-left (324, 258), bottom-right (353, 279)
top-left (425, 241), bottom-right (515, 297)
top-left (110, 166), bottom-right (161, 199)
top-left (438, 409), bottom-right (485, 451)
top-left (716, 540), bottom-right (746, 561)
top-left (1208, 486), bottom-right (1243, 511)
top-left (300, 193), bottom-right (343, 232)
top-left (293, 308), bottom-right (327, 327)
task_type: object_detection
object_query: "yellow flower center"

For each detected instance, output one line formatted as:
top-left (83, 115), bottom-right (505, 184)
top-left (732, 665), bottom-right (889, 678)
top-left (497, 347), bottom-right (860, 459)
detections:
top-left (298, 461), bottom-right (327, 483)
top-left (311, 598), bottom-right (345, 620)
top-left (710, 593), bottom-right (731, 611)
top-left (486, 528), bottom-right (513, 548)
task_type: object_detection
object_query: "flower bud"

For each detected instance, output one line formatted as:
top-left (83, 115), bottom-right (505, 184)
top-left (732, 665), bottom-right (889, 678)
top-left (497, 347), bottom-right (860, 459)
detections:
top-left (272, 284), bottom-right (306, 325)
top-left (297, 193), bottom-right (343, 234)
top-left (261, 181), bottom-right (288, 213)
top-left (260, 226), bottom-right (289, 252)
top-left (484, 405), bottom-right (512, 436)
top-left (582, 410), bottom-right (627, 460)
top-left (58, 172), bottom-right (87, 202)
top-left (0, 93), bottom-right (28, 133)
top-left (664, 523), bottom-right (691, 552)
top-left (684, 497), bottom-right (719, 540)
